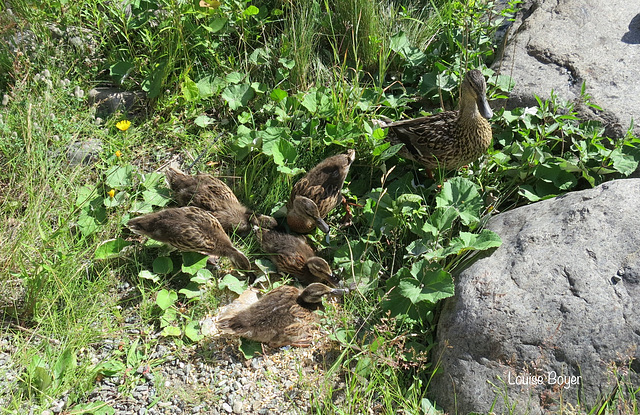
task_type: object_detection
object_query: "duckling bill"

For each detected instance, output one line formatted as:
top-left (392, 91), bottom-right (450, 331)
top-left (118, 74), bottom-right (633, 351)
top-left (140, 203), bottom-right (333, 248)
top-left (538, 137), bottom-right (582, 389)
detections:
top-left (216, 283), bottom-right (347, 348)
top-left (127, 206), bottom-right (251, 270)
top-left (287, 149), bottom-right (355, 234)
top-left (380, 69), bottom-right (493, 171)
top-left (165, 166), bottom-right (276, 236)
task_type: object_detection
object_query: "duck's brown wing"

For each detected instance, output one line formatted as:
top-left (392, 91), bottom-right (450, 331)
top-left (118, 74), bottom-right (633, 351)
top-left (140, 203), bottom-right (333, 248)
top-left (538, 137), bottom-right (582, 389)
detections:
top-left (385, 111), bottom-right (459, 165)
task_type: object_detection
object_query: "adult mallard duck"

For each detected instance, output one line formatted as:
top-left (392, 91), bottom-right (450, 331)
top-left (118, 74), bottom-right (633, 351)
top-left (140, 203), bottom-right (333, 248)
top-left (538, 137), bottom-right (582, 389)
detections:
top-left (165, 166), bottom-right (276, 236)
top-left (215, 283), bottom-right (347, 348)
top-left (127, 206), bottom-right (251, 270)
top-left (255, 226), bottom-right (339, 286)
top-left (379, 69), bottom-right (493, 171)
top-left (287, 149), bottom-right (355, 234)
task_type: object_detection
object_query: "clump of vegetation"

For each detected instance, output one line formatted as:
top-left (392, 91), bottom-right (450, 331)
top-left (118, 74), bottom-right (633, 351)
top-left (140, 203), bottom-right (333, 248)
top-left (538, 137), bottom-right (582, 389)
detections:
top-left (1, 0), bottom-right (638, 413)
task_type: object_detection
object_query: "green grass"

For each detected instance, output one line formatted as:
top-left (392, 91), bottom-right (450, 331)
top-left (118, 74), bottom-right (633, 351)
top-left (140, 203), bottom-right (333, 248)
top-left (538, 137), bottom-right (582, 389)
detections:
top-left (1, 0), bottom-right (639, 413)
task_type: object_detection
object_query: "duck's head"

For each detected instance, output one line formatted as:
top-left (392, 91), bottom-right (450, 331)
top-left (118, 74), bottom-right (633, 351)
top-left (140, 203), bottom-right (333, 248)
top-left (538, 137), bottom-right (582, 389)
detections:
top-left (306, 256), bottom-right (339, 286)
top-left (461, 69), bottom-right (493, 120)
top-left (298, 282), bottom-right (348, 305)
top-left (287, 196), bottom-right (330, 234)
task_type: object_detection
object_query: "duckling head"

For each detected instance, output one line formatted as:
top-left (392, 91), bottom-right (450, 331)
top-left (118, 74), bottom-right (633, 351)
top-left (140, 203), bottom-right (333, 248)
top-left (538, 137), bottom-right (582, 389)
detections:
top-left (227, 248), bottom-right (251, 271)
top-left (461, 69), bottom-right (493, 120)
top-left (306, 256), bottom-right (339, 286)
top-left (298, 282), bottom-right (348, 305)
top-left (287, 196), bottom-right (330, 234)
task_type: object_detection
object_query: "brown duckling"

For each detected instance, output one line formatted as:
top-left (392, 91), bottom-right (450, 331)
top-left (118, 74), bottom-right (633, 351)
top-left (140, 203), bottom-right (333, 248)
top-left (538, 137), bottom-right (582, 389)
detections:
top-left (255, 226), bottom-right (339, 286)
top-left (287, 149), bottom-right (356, 234)
top-left (216, 283), bottom-right (347, 347)
top-left (379, 69), bottom-right (493, 172)
top-left (165, 166), bottom-right (276, 236)
top-left (127, 206), bottom-right (251, 270)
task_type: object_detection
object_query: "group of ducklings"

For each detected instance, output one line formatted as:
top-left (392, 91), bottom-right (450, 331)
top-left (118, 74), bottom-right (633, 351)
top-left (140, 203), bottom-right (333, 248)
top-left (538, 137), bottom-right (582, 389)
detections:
top-left (126, 69), bottom-right (493, 349)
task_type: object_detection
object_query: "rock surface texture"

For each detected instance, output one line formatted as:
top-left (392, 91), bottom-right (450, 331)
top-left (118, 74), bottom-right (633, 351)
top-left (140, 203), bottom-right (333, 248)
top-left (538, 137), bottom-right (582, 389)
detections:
top-left (429, 179), bottom-right (640, 414)
top-left (494, 0), bottom-right (640, 137)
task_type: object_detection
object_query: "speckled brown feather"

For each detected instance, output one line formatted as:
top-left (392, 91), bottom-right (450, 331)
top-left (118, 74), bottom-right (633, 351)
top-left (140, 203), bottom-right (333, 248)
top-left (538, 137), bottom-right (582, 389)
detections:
top-left (255, 227), bottom-right (339, 286)
top-left (126, 206), bottom-right (250, 269)
top-left (216, 283), bottom-right (342, 347)
top-left (383, 69), bottom-right (493, 171)
top-left (166, 166), bottom-right (276, 236)
top-left (286, 149), bottom-right (355, 233)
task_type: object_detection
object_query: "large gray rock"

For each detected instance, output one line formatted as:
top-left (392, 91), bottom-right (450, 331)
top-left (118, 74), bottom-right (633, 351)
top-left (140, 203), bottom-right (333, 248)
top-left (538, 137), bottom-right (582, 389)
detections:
top-left (430, 179), bottom-right (640, 414)
top-left (494, 0), bottom-right (640, 137)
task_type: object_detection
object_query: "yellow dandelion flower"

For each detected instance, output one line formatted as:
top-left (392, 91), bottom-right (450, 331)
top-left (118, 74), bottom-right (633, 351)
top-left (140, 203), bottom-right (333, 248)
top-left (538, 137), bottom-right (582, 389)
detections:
top-left (107, 189), bottom-right (116, 199)
top-left (115, 150), bottom-right (122, 158)
top-left (116, 120), bottom-right (131, 131)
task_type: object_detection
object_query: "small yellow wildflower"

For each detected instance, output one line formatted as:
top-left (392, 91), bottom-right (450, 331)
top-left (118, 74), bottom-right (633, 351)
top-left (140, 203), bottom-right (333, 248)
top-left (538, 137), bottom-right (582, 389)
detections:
top-left (116, 120), bottom-right (131, 131)
top-left (107, 189), bottom-right (116, 199)
top-left (115, 150), bottom-right (122, 158)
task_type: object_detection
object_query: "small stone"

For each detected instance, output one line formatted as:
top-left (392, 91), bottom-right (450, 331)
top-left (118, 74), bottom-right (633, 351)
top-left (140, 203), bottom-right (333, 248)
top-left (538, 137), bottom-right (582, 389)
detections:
top-left (221, 403), bottom-right (232, 413)
top-left (232, 401), bottom-right (243, 414)
top-left (2, 94), bottom-right (9, 106)
top-left (42, 69), bottom-right (51, 78)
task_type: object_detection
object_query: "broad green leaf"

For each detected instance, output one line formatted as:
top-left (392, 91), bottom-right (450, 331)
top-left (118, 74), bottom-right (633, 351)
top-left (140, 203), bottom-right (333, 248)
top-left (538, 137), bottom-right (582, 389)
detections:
top-left (160, 307), bottom-right (177, 327)
top-left (53, 348), bottom-right (77, 383)
top-left (207, 17), bottom-right (227, 33)
top-left (436, 177), bottom-right (483, 226)
top-left (142, 189), bottom-right (171, 207)
top-left (219, 274), bottom-right (246, 295)
top-left (141, 64), bottom-right (164, 99)
top-left (244, 5), bottom-right (259, 16)
top-left (181, 75), bottom-right (199, 102)
top-left (221, 84), bottom-right (254, 110)
top-left (156, 289), bottom-right (177, 310)
top-left (239, 339), bottom-right (262, 358)
top-left (184, 320), bottom-right (203, 342)
top-left (109, 61), bottom-right (134, 82)
top-left (270, 88), bottom-right (288, 102)
top-left (191, 268), bottom-right (213, 284)
top-left (456, 230), bottom-right (502, 251)
top-left (76, 185), bottom-right (97, 208)
top-left (94, 360), bottom-right (126, 377)
top-left (262, 137), bottom-right (297, 166)
top-left (126, 338), bottom-right (141, 369)
top-left (225, 72), bottom-right (245, 84)
top-left (152, 257), bottom-right (173, 274)
top-left (138, 269), bottom-right (160, 283)
top-left (611, 148), bottom-right (639, 175)
top-left (142, 172), bottom-right (165, 189)
top-left (518, 185), bottom-right (542, 202)
top-left (32, 365), bottom-right (52, 392)
top-left (104, 165), bottom-right (135, 188)
top-left (179, 282), bottom-right (202, 299)
top-left (181, 252), bottom-right (208, 274)
top-left (161, 325), bottom-right (182, 337)
top-left (194, 115), bottom-right (215, 128)
top-left (94, 238), bottom-right (131, 260)
top-left (301, 92), bottom-right (317, 113)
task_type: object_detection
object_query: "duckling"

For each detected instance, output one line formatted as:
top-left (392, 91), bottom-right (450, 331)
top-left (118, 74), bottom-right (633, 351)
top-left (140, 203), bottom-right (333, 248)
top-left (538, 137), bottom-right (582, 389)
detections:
top-left (216, 283), bottom-right (347, 348)
top-left (255, 226), bottom-right (339, 286)
top-left (287, 149), bottom-right (356, 234)
top-left (165, 166), bottom-right (276, 236)
top-left (127, 206), bottom-right (251, 270)
top-left (379, 69), bottom-right (493, 172)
